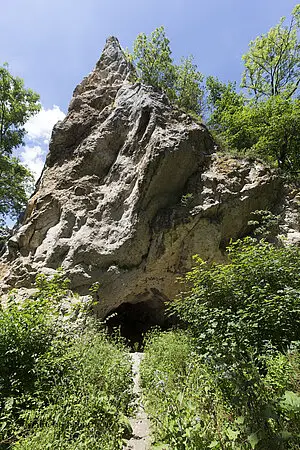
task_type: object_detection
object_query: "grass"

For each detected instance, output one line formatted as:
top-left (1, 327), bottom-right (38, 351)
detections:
top-left (0, 271), bottom-right (134, 450)
top-left (12, 330), bottom-right (133, 450)
top-left (140, 330), bottom-right (300, 450)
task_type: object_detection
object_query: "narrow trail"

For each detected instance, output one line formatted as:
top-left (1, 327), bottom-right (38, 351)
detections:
top-left (123, 352), bottom-right (152, 450)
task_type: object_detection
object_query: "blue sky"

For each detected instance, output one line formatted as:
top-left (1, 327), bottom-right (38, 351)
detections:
top-left (0, 0), bottom-right (298, 179)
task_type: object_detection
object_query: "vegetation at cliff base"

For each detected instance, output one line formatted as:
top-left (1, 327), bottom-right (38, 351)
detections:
top-left (141, 238), bottom-right (300, 449)
top-left (0, 271), bottom-right (133, 449)
top-left (170, 237), bottom-right (300, 355)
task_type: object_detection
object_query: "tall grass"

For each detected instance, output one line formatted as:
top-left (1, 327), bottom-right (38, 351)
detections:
top-left (141, 330), bottom-right (300, 449)
top-left (0, 271), bottom-right (133, 450)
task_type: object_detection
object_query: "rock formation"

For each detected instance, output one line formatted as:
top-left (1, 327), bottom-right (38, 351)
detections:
top-left (0, 37), bottom-right (299, 321)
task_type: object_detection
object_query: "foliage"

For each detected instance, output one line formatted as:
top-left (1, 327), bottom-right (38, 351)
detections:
top-left (241, 5), bottom-right (300, 100)
top-left (206, 78), bottom-right (300, 170)
top-left (175, 56), bottom-right (204, 115)
top-left (233, 97), bottom-right (297, 170)
top-left (0, 156), bottom-right (33, 227)
top-left (0, 64), bottom-right (40, 155)
top-left (206, 76), bottom-right (245, 133)
top-left (129, 27), bottom-right (204, 116)
top-left (247, 209), bottom-right (281, 240)
top-left (156, 238), bottom-right (300, 447)
top-left (0, 64), bottom-right (39, 225)
top-left (245, 96), bottom-right (300, 170)
top-left (13, 332), bottom-right (133, 450)
top-left (0, 270), bottom-right (133, 449)
top-left (141, 330), bottom-right (225, 450)
top-left (130, 26), bottom-right (176, 100)
top-left (169, 237), bottom-right (300, 356)
top-left (141, 330), bottom-right (300, 449)
top-left (206, 7), bottom-right (300, 172)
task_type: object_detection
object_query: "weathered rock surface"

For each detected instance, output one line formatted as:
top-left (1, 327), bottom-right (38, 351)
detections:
top-left (0, 37), bottom-right (298, 318)
top-left (279, 186), bottom-right (300, 245)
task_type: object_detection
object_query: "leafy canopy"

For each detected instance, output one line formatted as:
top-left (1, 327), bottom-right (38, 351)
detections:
top-left (206, 6), bottom-right (300, 172)
top-left (0, 64), bottom-right (40, 155)
top-left (129, 26), bottom-right (204, 116)
top-left (206, 76), bottom-right (245, 135)
top-left (130, 26), bottom-right (176, 99)
top-left (175, 56), bottom-right (204, 116)
top-left (0, 64), bottom-right (40, 226)
top-left (241, 4), bottom-right (300, 100)
top-left (207, 83), bottom-right (300, 170)
top-left (0, 155), bottom-right (33, 225)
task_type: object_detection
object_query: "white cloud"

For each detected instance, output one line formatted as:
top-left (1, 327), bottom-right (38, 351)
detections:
top-left (25, 105), bottom-right (65, 142)
top-left (17, 105), bottom-right (66, 181)
top-left (20, 145), bottom-right (45, 180)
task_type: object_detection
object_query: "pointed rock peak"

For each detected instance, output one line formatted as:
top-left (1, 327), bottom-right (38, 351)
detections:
top-left (95, 35), bottom-right (133, 80)
top-left (72, 36), bottom-right (134, 98)
top-left (100, 36), bottom-right (123, 60)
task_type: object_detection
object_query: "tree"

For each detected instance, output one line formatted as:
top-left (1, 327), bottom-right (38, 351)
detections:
top-left (0, 64), bottom-right (40, 226)
top-left (206, 76), bottom-right (245, 134)
top-left (129, 27), bottom-right (205, 116)
top-left (131, 26), bottom-right (176, 100)
top-left (248, 96), bottom-right (300, 169)
top-left (241, 5), bottom-right (300, 100)
top-left (206, 82), bottom-right (300, 170)
top-left (175, 56), bottom-right (204, 116)
top-left (205, 6), bottom-right (300, 171)
top-left (0, 155), bottom-right (33, 223)
top-left (0, 64), bottom-right (40, 154)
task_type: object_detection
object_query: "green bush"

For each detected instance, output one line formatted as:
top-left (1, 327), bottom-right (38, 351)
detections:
top-left (141, 331), bottom-right (300, 449)
top-left (13, 331), bottom-right (133, 450)
top-left (169, 237), bottom-right (300, 356)
top-left (141, 330), bottom-right (227, 450)
top-left (0, 270), bottom-right (133, 449)
top-left (140, 238), bottom-right (300, 448)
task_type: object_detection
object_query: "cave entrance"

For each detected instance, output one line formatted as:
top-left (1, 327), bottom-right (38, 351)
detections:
top-left (105, 294), bottom-right (171, 350)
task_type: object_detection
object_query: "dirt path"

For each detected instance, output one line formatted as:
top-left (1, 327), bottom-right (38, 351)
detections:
top-left (123, 352), bottom-right (152, 450)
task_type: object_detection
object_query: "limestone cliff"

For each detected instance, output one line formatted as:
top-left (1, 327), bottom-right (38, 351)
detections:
top-left (0, 37), bottom-right (298, 318)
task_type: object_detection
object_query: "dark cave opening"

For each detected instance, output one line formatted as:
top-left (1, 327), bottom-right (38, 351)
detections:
top-left (105, 296), bottom-right (173, 350)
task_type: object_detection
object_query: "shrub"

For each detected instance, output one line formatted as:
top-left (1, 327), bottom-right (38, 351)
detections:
top-left (169, 237), bottom-right (300, 356)
top-left (141, 331), bottom-right (300, 449)
top-left (140, 238), bottom-right (300, 448)
top-left (0, 270), bottom-right (133, 449)
top-left (141, 330), bottom-right (228, 450)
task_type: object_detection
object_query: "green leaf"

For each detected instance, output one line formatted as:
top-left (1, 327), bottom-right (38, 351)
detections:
top-left (235, 416), bottom-right (245, 425)
top-left (226, 427), bottom-right (240, 440)
top-left (280, 391), bottom-right (300, 411)
top-left (247, 432), bottom-right (259, 449)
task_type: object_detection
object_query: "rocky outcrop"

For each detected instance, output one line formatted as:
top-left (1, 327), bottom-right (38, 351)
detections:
top-left (279, 186), bottom-right (300, 245)
top-left (0, 37), bottom-right (297, 318)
